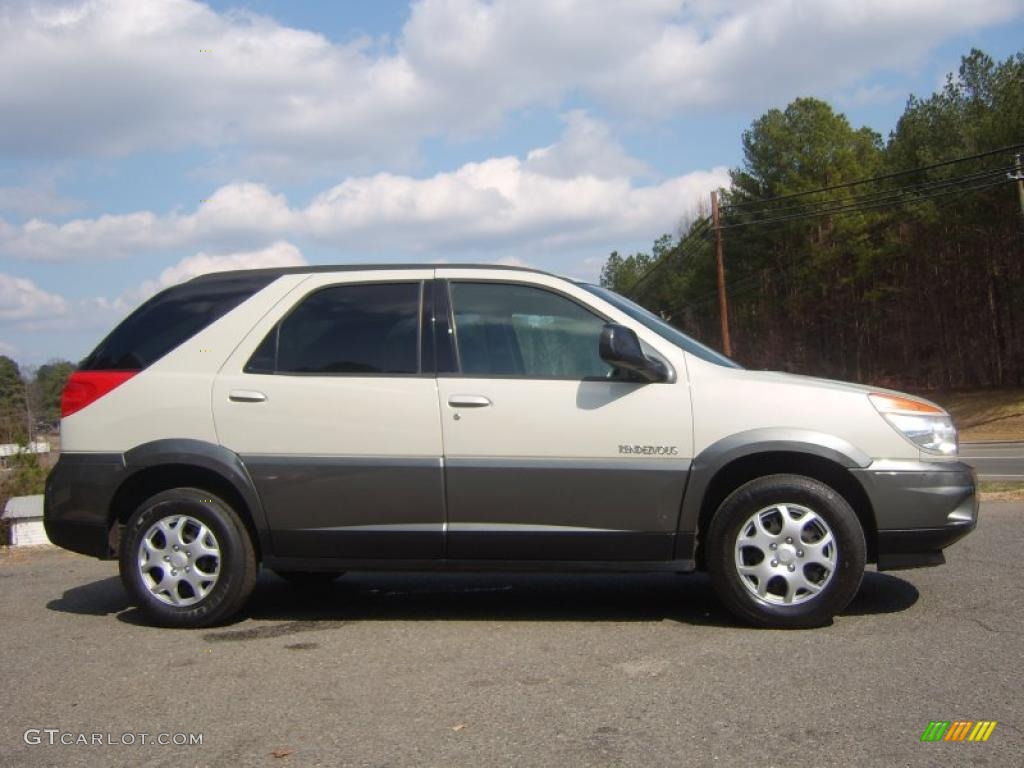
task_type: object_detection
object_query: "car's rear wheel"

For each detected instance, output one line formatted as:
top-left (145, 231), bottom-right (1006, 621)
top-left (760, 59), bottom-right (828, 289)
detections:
top-left (119, 487), bottom-right (257, 628)
top-left (706, 474), bottom-right (865, 628)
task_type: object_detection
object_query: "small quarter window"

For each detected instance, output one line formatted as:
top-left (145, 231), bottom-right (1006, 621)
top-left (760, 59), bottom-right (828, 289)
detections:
top-left (81, 274), bottom-right (275, 371)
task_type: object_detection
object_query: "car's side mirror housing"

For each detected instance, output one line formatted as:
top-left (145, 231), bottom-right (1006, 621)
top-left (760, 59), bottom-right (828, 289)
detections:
top-left (599, 323), bottom-right (669, 382)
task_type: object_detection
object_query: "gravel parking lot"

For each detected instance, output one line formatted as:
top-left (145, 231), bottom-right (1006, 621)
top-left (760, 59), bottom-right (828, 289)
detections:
top-left (1, 502), bottom-right (1021, 768)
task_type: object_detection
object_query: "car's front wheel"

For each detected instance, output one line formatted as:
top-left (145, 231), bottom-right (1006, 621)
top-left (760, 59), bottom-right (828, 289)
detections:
top-left (119, 487), bottom-right (257, 628)
top-left (706, 474), bottom-right (866, 629)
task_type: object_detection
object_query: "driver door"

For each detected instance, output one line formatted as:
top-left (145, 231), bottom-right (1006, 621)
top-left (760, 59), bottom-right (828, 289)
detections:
top-left (434, 271), bottom-right (692, 561)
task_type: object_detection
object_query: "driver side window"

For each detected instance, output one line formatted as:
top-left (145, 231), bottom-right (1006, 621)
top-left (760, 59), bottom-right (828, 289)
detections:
top-left (449, 282), bottom-right (612, 379)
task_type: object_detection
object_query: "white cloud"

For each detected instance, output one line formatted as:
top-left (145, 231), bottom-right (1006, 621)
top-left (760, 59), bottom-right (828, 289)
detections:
top-left (0, 273), bottom-right (69, 321)
top-left (301, 158), bottom-right (726, 253)
top-left (1, 241), bottom-right (307, 346)
top-left (135, 240), bottom-right (306, 299)
top-left (0, 115), bottom-right (730, 262)
top-left (0, 0), bottom-right (1017, 174)
top-left (835, 84), bottom-right (905, 108)
top-left (0, 184), bottom-right (293, 261)
top-left (595, 0), bottom-right (1023, 113)
top-left (0, 177), bottom-right (81, 218)
top-left (525, 111), bottom-right (650, 180)
top-left (493, 255), bottom-right (536, 269)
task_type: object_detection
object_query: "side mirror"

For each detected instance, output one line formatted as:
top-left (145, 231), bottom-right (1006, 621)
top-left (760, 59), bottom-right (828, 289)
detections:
top-left (599, 324), bottom-right (669, 382)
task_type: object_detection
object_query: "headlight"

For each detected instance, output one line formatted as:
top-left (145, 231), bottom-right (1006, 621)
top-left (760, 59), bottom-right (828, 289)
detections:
top-left (869, 393), bottom-right (957, 455)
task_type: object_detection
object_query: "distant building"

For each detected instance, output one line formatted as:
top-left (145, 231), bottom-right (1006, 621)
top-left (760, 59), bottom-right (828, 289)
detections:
top-left (2, 495), bottom-right (48, 546)
top-left (0, 442), bottom-right (50, 468)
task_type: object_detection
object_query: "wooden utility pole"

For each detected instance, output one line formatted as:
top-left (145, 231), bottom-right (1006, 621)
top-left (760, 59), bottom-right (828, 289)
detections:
top-left (1011, 153), bottom-right (1024, 220)
top-left (710, 190), bottom-right (733, 357)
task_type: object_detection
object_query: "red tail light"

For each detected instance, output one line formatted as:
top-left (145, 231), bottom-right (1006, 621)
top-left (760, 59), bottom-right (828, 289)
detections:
top-left (61, 371), bottom-right (137, 418)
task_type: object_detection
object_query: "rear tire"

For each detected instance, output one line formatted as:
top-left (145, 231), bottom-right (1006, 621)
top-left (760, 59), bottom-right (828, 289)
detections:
top-left (706, 474), bottom-right (865, 629)
top-left (119, 487), bottom-right (257, 628)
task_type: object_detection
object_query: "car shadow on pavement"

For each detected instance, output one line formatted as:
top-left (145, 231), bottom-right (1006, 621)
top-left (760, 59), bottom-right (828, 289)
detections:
top-left (48, 569), bottom-right (918, 629)
top-left (843, 570), bottom-right (920, 616)
top-left (46, 575), bottom-right (132, 616)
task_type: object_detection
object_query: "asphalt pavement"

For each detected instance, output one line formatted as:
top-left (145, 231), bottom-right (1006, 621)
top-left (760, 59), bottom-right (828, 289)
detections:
top-left (1, 502), bottom-right (1022, 768)
top-left (960, 441), bottom-right (1024, 480)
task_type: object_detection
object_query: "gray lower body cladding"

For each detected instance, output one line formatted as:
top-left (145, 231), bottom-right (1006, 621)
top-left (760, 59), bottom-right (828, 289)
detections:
top-left (851, 459), bottom-right (978, 570)
top-left (43, 448), bottom-right (977, 573)
top-left (243, 456), bottom-right (446, 559)
top-left (246, 455), bottom-right (689, 562)
top-left (43, 452), bottom-right (126, 558)
top-left (43, 450), bottom-right (691, 564)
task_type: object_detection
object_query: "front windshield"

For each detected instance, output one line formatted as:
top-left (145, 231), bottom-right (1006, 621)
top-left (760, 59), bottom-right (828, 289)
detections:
top-left (580, 284), bottom-right (743, 369)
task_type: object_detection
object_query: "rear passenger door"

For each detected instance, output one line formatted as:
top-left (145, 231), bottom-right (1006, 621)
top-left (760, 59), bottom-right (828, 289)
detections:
top-left (212, 270), bottom-right (444, 560)
top-left (434, 270), bottom-right (693, 562)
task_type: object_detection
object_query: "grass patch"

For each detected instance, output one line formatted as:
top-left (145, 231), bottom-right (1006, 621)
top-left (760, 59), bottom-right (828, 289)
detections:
top-left (924, 389), bottom-right (1024, 442)
top-left (979, 480), bottom-right (1024, 502)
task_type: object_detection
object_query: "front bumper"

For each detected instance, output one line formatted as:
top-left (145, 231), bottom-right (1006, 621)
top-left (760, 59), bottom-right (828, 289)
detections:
top-left (43, 452), bottom-right (126, 559)
top-left (851, 459), bottom-right (978, 570)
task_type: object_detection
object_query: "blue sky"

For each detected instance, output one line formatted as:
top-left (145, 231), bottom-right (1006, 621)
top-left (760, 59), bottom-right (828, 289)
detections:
top-left (1, 0), bottom-right (1022, 366)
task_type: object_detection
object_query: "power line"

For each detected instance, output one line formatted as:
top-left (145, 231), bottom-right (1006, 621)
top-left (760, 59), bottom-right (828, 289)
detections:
top-left (712, 177), bottom-right (1013, 242)
top-left (616, 147), bottom-right (1019, 316)
top-left (721, 167), bottom-right (1012, 227)
top-left (624, 219), bottom-right (711, 296)
top-left (722, 143), bottom-right (1024, 211)
top-left (718, 176), bottom-right (1014, 231)
top-left (733, 176), bottom-right (1013, 229)
top-left (626, 238), bottom-right (710, 299)
top-left (689, 178), bottom-right (1017, 310)
top-left (720, 164), bottom-right (1014, 222)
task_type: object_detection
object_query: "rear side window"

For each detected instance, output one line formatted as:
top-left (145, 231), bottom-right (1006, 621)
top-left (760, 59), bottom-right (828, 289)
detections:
top-left (245, 282), bottom-right (421, 375)
top-left (80, 274), bottom-right (276, 371)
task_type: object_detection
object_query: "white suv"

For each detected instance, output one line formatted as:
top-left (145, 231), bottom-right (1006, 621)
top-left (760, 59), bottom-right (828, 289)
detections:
top-left (44, 264), bottom-right (977, 628)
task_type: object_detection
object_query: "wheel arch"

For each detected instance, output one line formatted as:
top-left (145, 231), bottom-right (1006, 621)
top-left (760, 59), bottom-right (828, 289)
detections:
top-left (678, 430), bottom-right (877, 568)
top-left (108, 439), bottom-right (269, 559)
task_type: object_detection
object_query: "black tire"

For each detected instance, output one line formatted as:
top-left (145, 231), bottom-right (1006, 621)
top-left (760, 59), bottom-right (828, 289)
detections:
top-left (273, 570), bottom-right (344, 588)
top-left (705, 474), bottom-right (866, 629)
top-left (118, 487), bottom-right (257, 628)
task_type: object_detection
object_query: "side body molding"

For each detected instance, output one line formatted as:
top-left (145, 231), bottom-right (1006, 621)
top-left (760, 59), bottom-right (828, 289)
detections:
top-left (674, 428), bottom-right (873, 560)
top-left (122, 439), bottom-right (270, 550)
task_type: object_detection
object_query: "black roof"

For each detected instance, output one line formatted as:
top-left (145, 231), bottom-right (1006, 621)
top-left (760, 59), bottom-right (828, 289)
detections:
top-left (187, 262), bottom-right (556, 284)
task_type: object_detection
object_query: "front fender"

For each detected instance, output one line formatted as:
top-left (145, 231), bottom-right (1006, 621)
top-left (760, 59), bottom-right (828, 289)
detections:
top-left (675, 428), bottom-right (872, 557)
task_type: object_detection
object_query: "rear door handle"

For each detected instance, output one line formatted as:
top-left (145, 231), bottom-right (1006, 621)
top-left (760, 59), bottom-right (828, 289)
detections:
top-left (447, 395), bottom-right (492, 408)
top-left (229, 390), bottom-right (267, 403)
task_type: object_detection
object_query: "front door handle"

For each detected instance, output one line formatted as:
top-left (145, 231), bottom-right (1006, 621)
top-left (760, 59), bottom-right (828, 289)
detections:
top-left (229, 390), bottom-right (267, 403)
top-left (447, 394), bottom-right (492, 408)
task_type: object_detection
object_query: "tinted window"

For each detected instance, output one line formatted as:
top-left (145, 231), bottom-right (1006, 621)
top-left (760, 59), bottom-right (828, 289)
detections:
top-left (246, 282), bottom-right (421, 375)
top-left (449, 282), bottom-right (611, 379)
top-left (81, 274), bottom-right (276, 371)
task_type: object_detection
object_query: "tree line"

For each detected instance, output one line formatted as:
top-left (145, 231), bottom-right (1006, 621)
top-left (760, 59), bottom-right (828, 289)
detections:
top-left (0, 356), bottom-right (74, 444)
top-left (601, 49), bottom-right (1024, 390)
top-left (0, 356), bottom-right (66, 523)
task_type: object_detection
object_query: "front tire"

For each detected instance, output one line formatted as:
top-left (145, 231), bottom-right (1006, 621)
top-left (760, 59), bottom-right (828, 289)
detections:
top-left (119, 487), bottom-right (257, 628)
top-left (706, 474), bottom-right (865, 629)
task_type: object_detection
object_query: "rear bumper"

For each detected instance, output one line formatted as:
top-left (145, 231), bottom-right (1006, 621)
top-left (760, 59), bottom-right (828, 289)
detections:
top-left (851, 459), bottom-right (978, 571)
top-left (43, 452), bottom-right (126, 559)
